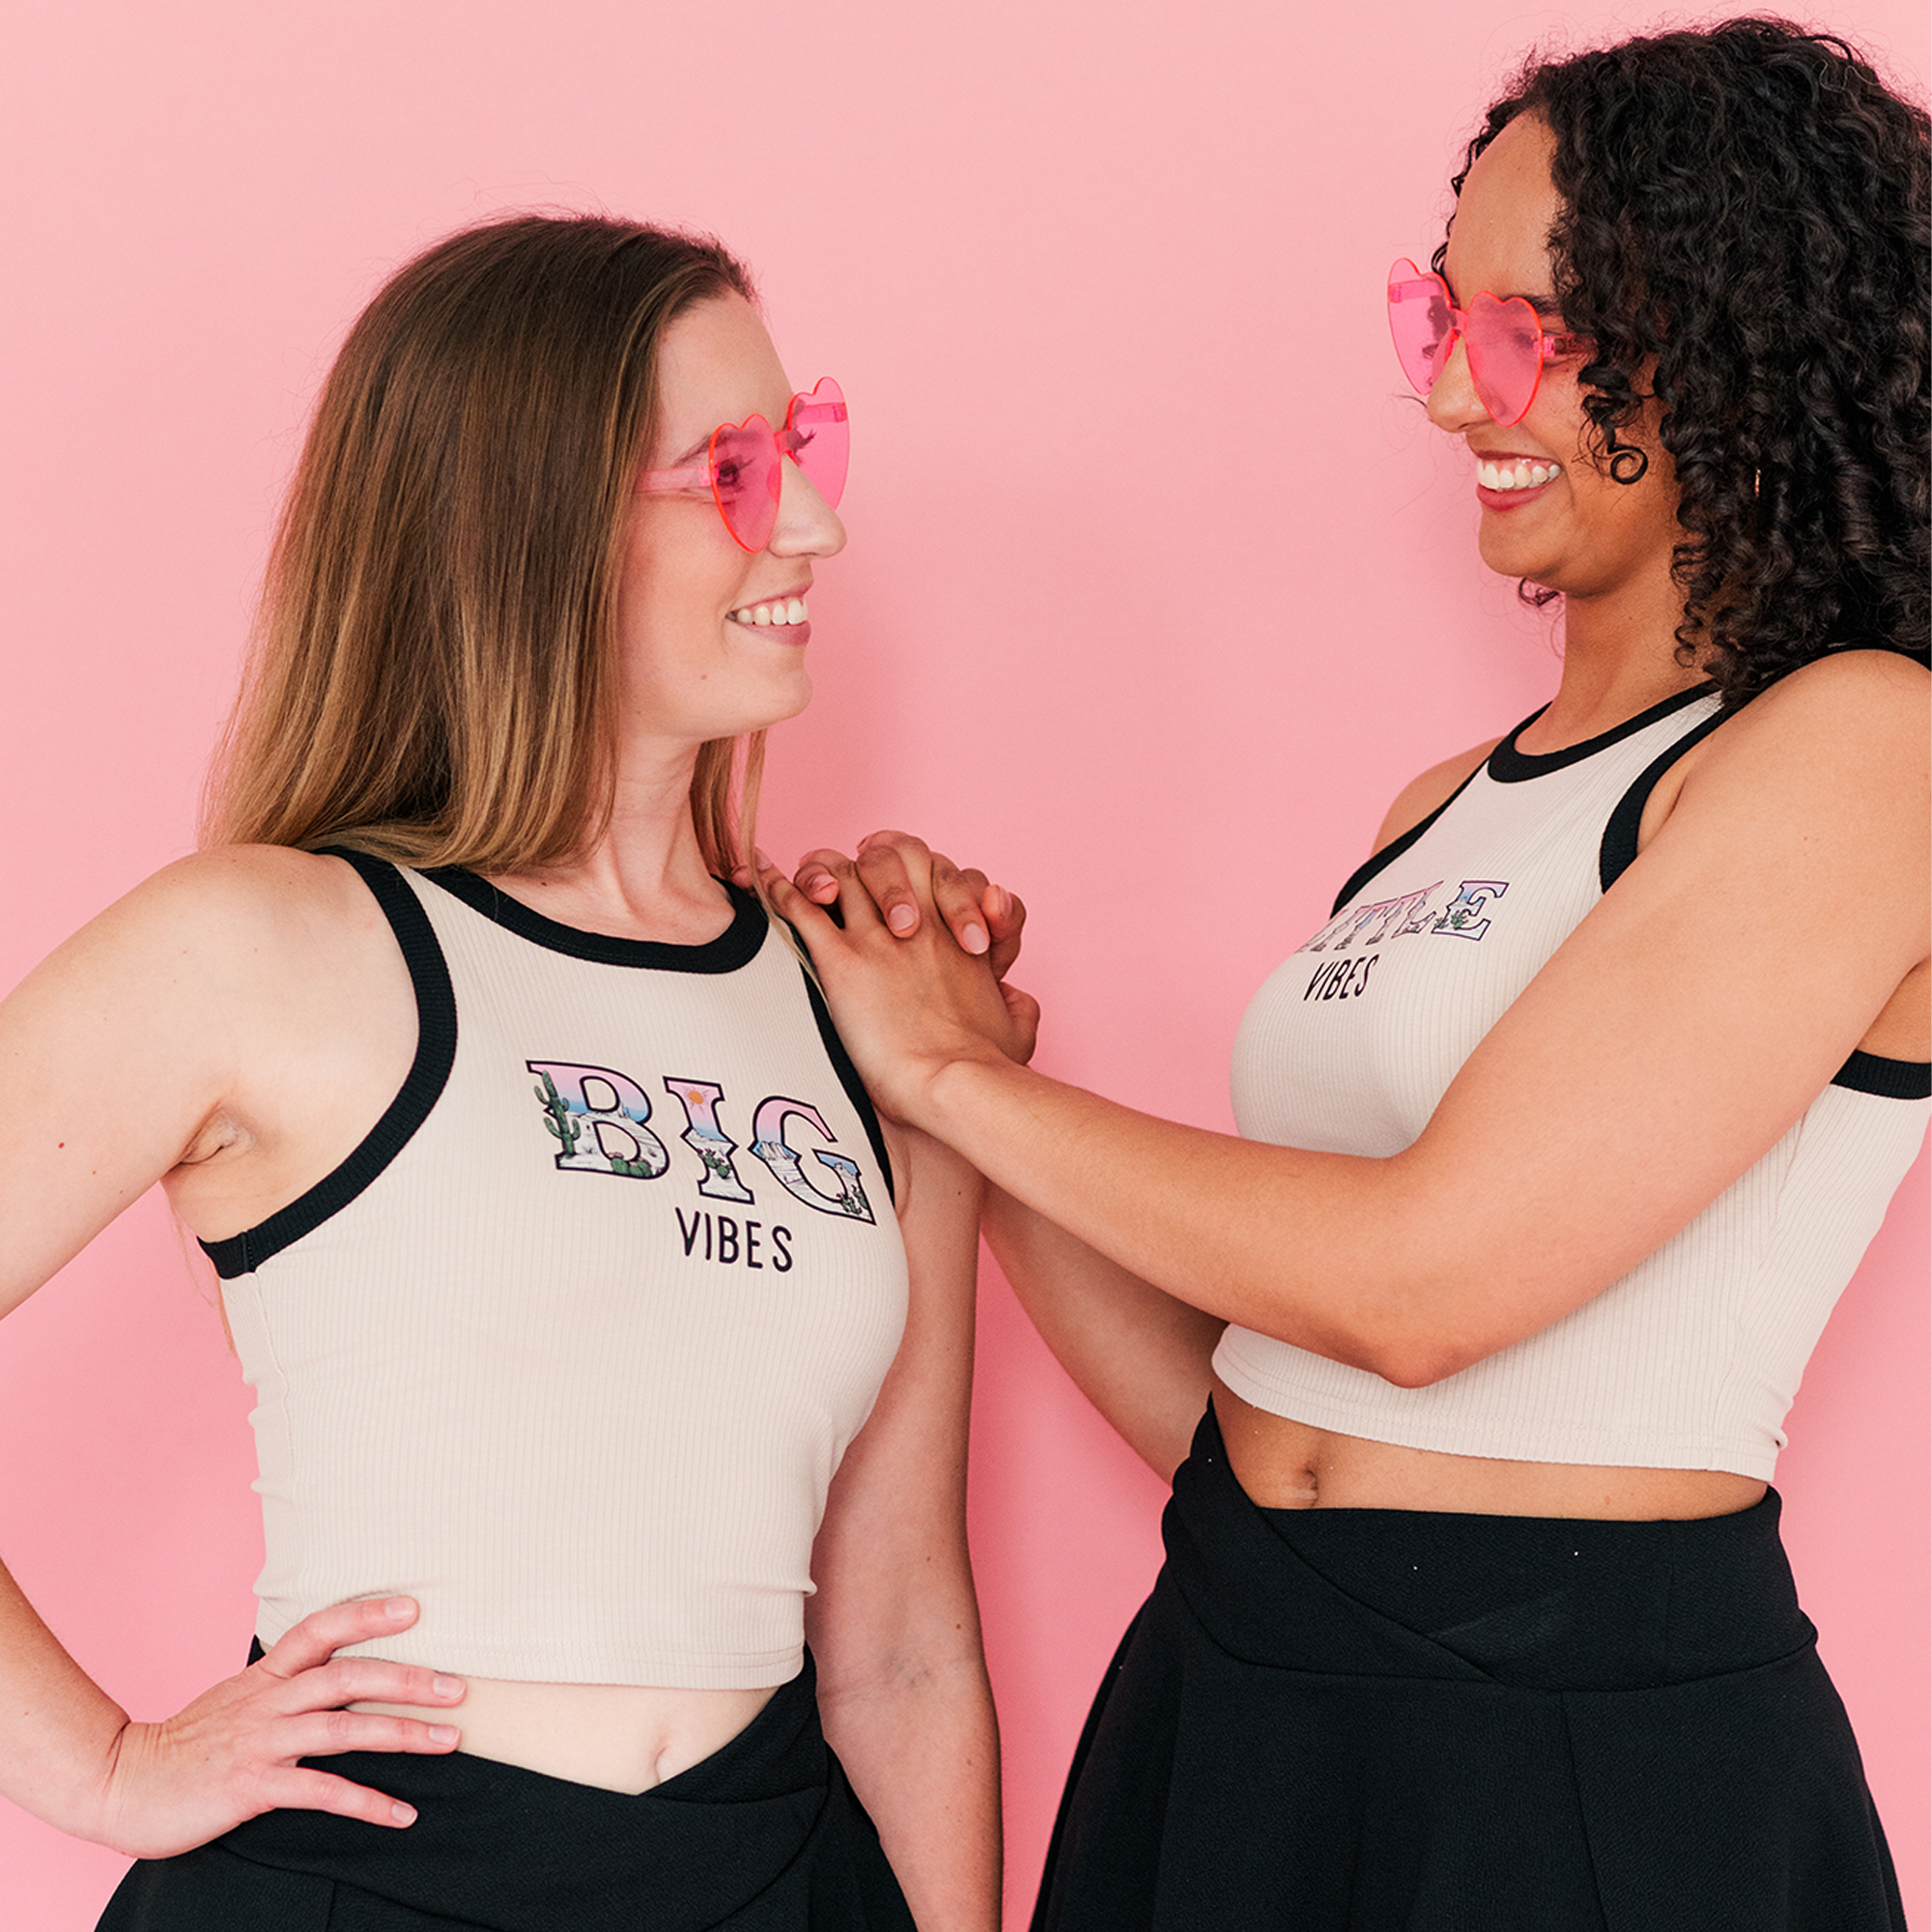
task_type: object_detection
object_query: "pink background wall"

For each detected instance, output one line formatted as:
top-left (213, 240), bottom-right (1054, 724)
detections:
top-left (0, 3), bottom-right (1924, 1925)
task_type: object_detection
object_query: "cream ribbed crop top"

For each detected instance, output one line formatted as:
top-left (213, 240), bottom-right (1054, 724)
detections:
top-left (1214, 683), bottom-right (1930, 1480)
top-left (206, 857), bottom-right (909, 1688)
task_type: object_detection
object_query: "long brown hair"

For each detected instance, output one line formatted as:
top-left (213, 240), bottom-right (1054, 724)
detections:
top-left (204, 214), bottom-right (764, 871)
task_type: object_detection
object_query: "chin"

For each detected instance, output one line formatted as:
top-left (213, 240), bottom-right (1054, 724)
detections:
top-left (740, 669), bottom-right (814, 735)
top-left (1476, 528), bottom-right (1560, 585)
top-left (775, 664), bottom-right (813, 717)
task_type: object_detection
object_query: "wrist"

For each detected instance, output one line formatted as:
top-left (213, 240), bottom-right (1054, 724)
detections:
top-left (17, 1706), bottom-right (134, 1846)
top-left (920, 1048), bottom-right (1022, 1142)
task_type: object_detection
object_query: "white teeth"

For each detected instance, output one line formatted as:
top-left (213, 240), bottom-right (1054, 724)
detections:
top-left (728, 596), bottom-right (810, 628)
top-left (1478, 460), bottom-right (1559, 492)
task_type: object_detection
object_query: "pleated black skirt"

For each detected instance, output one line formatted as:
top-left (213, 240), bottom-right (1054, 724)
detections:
top-left (98, 1650), bottom-right (915, 1932)
top-left (1034, 1404), bottom-right (1903, 1932)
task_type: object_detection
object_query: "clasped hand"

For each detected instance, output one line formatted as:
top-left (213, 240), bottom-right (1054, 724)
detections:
top-left (754, 832), bottom-right (1037, 1126)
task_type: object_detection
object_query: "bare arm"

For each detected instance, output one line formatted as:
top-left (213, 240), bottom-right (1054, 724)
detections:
top-left (968, 745), bottom-right (1494, 1475)
top-left (787, 838), bottom-right (1225, 1475)
top-left (774, 653), bottom-right (1930, 1388)
top-left (0, 851), bottom-right (469, 1854)
top-left (807, 1127), bottom-right (999, 1932)
top-left (782, 832), bottom-right (1221, 1477)
top-left (787, 762), bottom-right (1496, 1470)
top-left (981, 1188), bottom-right (1221, 1482)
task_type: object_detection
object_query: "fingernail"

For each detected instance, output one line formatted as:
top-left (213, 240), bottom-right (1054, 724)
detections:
top-left (391, 1802), bottom-right (417, 1825)
top-left (753, 847), bottom-right (772, 868)
top-left (962, 923), bottom-right (989, 954)
top-left (888, 904), bottom-right (918, 934)
top-left (434, 1675), bottom-right (465, 1698)
top-left (384, 1598), bottom-right (415, 1620)
top-left (990, 885), bottom-right (1011, 918)
top-left (428, 1724), bottom-right (460, 1745)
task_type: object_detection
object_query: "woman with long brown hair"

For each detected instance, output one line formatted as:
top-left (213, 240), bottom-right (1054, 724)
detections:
top-left (0, 216), bottom-right (997, 1931)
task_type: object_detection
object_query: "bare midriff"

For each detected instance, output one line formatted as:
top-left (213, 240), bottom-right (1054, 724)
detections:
top-left (354, 1678), bottom-right (778, 1794)
top-left (1212, 1376), bottom-right (1767, 1520)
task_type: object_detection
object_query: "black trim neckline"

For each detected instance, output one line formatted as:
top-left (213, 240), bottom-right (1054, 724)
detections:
top-left (201, 851), bottom-right (459, 1280)
top-left (419, 869), bottom-right (769, 973)
top-left (1489, 683), bottom-right (1718, 784)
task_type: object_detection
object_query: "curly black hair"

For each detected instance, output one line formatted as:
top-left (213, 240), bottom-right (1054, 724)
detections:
top-left (1440, 18), bottom-right (1928, 705)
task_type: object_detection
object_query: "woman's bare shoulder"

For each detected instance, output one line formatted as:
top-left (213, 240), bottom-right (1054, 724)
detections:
top-left (1685, 648), bottom-right (1928, 797)
top-left (1747, 644), bottom-right (1928, 722)
top-left (0, 848), bottom-right (404, 1301)
top-left (11, 846), bottom-right (390, 1048)
top-left (1372, 740), bottom-right (1503, 854)
top-left (86, 844), bottom-right (376, 958)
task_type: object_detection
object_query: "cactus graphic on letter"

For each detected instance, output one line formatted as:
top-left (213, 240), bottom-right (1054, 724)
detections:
top-left (533, 1069), bottom-right (582, 1156)
top-left (660, 1078), bottom-right (756, 1203)
top-left (526, 1060), bottom-right (670, 1179)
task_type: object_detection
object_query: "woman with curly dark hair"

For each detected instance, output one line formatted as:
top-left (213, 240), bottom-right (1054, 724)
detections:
top-left (765, 17), bottom-right (1929, 1929)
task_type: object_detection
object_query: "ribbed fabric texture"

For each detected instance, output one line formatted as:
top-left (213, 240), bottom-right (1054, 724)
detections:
top-left (219, 868), bottom-right (908, 1687)
top-left (1214, 692), bottom-right (1930, 1479)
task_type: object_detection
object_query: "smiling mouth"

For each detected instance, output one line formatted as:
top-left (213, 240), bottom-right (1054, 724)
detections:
top-left (727, 596), bottom-right (809, 628)
top-left (1475, 457), bottom-right (1561, 492)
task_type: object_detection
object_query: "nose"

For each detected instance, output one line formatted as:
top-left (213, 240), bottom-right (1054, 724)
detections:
top-left (1425, 331), bottom-right (1492, 435)
top-left (769, 455), bottom-right (846, 559)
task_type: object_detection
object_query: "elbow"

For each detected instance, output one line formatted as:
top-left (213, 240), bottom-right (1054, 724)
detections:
top-left (1359, 1340), bottom-right (1474, 1389)
top-left (1335, 1300), bottom-right (1490, 1389)
top-left (1272, 1239), bottom-right (1504, 1389)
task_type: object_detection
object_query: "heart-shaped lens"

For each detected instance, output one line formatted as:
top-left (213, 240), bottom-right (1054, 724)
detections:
top-left (708, 416), bottom-right (781, 553)
top-left (1463, 294), bottom-right (1546, 426)
top-left (1387, 262), bottom-right (1456, 394)
top-left (784, 377), bottom-right (849, 509)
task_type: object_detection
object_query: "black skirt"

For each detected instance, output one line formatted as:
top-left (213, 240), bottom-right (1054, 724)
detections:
top-left (98, 1650), bottom-right (915, 1932)
top-left (1034, 1404), bottom-right (1903, 1932)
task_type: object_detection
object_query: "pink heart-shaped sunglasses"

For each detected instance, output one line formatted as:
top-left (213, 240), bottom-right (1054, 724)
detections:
top-left (1387, 260), bottom-right (1587, 426)
top-left (637, 377), bottom-right (849, 553)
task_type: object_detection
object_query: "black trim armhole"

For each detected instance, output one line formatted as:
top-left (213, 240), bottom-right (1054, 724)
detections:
top-left (796, 959), bottom-right (896, 1208)
top-left (1327, 763), bottom-right (1486, 917)
top-left (1596, 719), bottom-right (1930, 1100)
top-left (1598, 710), bottom-right (1728, 893)
top-left (199, 851), bottom-right (459, 1279)
top-left (1832, 1049), bottom-right (1932, 1099)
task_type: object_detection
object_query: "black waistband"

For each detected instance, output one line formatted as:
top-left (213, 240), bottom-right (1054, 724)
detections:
top-left (216, 1655), bottom-right (834, 1930)
top-left (1163, 1404), bottom-right (1813, 1692)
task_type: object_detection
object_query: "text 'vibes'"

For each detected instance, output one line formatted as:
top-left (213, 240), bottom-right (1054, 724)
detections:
top-left (527, 1060), bottom-right (880, 1271)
